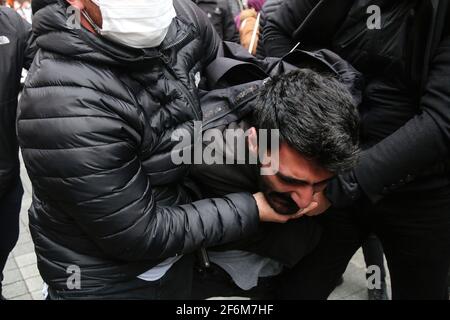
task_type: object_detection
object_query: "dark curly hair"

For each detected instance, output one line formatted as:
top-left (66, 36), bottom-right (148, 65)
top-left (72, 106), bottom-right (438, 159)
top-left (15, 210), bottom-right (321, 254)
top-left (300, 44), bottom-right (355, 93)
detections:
top-left (253, 69), bottom-right (360, 173)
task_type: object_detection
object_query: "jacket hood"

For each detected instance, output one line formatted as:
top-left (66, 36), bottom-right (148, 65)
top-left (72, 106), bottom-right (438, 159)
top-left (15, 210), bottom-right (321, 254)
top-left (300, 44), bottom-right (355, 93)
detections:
top-left (32, 0), bottom-right (192, 67)
top-left (31, 0), bottom-right (58, 14)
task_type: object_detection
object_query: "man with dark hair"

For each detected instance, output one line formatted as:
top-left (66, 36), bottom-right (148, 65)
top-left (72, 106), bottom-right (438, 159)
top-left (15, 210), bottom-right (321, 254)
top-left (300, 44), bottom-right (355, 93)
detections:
top-left (0, 3), bottom-right (34, 300)
top-left (262, 0), bottom-right (450, 300)
top-left (191, 68), bottom-right (360, 299)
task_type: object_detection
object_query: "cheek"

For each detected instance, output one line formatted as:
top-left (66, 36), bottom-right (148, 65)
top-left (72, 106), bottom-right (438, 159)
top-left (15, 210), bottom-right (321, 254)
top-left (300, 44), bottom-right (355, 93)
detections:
top-left (292, 185), bottom-right (314, 199)
top-left (67, 0), bottom-right (85, 9)
top-left (85, 1), bottom-right (103, 27)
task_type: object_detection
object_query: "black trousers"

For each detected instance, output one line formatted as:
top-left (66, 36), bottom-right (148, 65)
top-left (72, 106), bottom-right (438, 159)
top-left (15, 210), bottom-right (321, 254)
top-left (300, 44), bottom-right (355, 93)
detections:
top-left (0, 177), bottom-right (23, 295)
top-left (277, 184), bottom-right (450, 300)
top-left (47, 254), bottom-right (195, 300)
top-left (192, 262), bottom-right (279, 300)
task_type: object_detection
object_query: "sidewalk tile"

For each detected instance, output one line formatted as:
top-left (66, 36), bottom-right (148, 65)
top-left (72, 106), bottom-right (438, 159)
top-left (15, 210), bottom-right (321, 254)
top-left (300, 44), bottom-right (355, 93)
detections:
top-left (11, 293), bottom-right (32, 300)
top-left (19, 264), bottom-right (40, 280)
top-left (16, 232), bottom-right (32, 245)
top-left (25, 276), bottom-right (44, 293)
top-left (12, 242), bottom-right (35, 257)
top-left (15, 252), bottom-right (37, 268)
top-left (4, 258), bottom-right (18, 271)
top-left (31, 290), bottom-right (44, 301)
top-left (3, 268), bottom-right (23, 286)
top-left (3, 281), bottom-right (28, 299)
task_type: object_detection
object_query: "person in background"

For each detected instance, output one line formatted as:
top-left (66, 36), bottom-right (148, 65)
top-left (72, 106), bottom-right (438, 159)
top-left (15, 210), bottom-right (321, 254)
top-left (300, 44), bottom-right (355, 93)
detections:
top-left (228, 0), bottom-right (245, 18)
top-left (0, 2), bottom-right (34, 300)
top-left (193, 0), bottom-right (239, 42)
top-left (255, 0), bottom-right (283, 59)
top-left (1, 0), bottom-right (13, 7)
top-left (15, 0), bottom-right (32, 23)
top-left (235, 0), bottom-right (265, 55)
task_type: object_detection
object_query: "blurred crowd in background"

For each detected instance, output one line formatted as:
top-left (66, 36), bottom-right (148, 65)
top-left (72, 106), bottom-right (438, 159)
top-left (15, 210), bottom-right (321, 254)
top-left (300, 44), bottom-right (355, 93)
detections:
top-left (1, 0), bottom-right (32, 23)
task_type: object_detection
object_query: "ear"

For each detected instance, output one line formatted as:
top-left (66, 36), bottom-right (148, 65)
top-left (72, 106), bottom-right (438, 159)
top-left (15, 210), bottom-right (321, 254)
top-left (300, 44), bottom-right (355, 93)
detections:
top-left (248, 127), bottom-right (258, 156)
top-left (66, 0), bottom-right (85, 10)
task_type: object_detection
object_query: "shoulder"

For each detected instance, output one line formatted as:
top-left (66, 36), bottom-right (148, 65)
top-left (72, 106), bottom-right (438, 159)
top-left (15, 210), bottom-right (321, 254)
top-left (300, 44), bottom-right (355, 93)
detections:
top-left (174, 0), bottom-right (210, 29)
top-left (20, 50), bottom-right (141, 133)
top-left (0, 6), bottom-right (28, 36)
top-left (0, 6), bottom-right (20, 22)
top-left (28, 50), bottom-right (134, 103)
top-left (263, 0), bottom-right (283, 15)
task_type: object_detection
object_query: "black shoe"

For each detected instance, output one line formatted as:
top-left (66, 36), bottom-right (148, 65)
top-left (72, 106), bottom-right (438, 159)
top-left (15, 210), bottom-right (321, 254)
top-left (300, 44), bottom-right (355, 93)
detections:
top-left (368, 283), bottom-right (388, 300)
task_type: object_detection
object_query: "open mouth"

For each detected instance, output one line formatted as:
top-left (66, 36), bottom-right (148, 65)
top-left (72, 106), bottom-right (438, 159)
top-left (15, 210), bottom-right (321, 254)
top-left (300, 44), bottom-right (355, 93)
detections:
top-left (267, 193), bottom-right (300, 215)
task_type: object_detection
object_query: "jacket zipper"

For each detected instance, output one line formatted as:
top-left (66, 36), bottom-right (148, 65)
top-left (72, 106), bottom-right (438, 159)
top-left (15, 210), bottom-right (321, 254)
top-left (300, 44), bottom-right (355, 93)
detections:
top-left (202, 89), bottom-right (260, 131)
top-left (160, 53), bottom-right (202, 121)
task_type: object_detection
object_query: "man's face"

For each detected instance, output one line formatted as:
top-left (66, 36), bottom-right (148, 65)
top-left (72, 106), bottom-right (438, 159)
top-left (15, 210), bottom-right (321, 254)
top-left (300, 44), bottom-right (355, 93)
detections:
top-left (259, 143), bottom-right (334, 215)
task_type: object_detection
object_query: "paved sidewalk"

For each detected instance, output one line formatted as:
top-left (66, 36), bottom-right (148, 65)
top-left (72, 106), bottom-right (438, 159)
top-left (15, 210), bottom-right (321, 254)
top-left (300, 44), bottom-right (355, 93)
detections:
top-left (2, 156), bottom-right (392, 300)
top-left (2, 156), bottom-right (43, 300)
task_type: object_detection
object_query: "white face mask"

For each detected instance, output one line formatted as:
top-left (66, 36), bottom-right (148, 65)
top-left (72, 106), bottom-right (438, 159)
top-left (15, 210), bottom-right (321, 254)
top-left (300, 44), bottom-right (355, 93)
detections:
top-left (84, 0), bottom-right (176, 49)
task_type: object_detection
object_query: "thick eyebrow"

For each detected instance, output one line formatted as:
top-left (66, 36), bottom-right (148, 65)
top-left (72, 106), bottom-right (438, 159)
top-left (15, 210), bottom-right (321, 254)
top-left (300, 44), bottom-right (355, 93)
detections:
top-left (276, 172), bottom-right (333, 187)
top-left (276, 172), bottom-right (309, 185)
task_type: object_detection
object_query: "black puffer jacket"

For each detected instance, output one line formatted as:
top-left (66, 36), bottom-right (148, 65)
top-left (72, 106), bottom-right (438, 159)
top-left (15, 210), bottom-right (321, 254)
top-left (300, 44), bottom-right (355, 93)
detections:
top-left (193, 0), bottom-right (239, 42)
top-left (17, 0), bottom-right (259, 291)
top-left (256, 0), bottom-right (283, 59)
top-left (0, 7), bottom-right (33, 199)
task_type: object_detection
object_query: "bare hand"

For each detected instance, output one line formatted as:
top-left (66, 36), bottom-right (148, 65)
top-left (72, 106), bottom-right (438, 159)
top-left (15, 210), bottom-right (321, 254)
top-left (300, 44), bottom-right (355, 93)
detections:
top-left (253, 192), bottom-right (304, 223)
top-left (301, 191), bottom-right (331, 217)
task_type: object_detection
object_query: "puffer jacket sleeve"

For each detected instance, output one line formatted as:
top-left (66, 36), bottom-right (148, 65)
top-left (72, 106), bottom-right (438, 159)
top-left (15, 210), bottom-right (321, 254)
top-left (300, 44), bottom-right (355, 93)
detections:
top-left (178, 0), bottom-right (223, 66)
top-left (263, 0), bottom-right (318, 57)
top-left (350, 36), bottom-right (450, 203)
top-left (0, 8), bottom-right (30, 199)
top-left (222, 2), bottom-right (239, 43)
top-left (23, 22), bottom-right (37, 70)
top-left (17, 60), bottom-right (259, 262)
top-left (201, 10), bottom-right (223, 65)
top-left (326, 36), bottom-right (450, 205)
top-left (257, 0), bottom-right (283, 58)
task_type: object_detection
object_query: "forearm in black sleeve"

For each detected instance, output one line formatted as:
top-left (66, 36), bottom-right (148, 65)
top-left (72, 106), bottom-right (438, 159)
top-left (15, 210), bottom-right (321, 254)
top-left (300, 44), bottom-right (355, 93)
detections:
top-left (18, 87), bottom-right (259, 262)
top-left (222, 6), bottom-right (239, 43)
top-left (352, 37), bottom-right (450, 203)
top-left (18, 17), bottom-right (35, 70)
top-left (263, 0), bottom-right (317, 57)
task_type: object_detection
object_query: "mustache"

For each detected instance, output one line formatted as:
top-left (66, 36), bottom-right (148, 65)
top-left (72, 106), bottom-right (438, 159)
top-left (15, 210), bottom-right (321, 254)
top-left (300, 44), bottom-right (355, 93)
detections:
top-left (266, 191), bottom-right (300, 215)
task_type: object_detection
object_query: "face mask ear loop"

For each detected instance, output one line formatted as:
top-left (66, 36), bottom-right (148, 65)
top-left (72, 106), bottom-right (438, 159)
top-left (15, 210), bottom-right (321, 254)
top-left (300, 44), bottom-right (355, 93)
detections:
top-left (81, 9), bottom-right (102, 34)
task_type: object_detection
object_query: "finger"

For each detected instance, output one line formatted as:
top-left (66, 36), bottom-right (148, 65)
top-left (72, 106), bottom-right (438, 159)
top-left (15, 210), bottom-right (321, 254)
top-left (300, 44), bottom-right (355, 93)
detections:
top-left (299, 202), bottom-right (319, 216)
top-left (288, 210), bottom-right (307, 220)
top-left (276, 216), bottom-right (290, 223)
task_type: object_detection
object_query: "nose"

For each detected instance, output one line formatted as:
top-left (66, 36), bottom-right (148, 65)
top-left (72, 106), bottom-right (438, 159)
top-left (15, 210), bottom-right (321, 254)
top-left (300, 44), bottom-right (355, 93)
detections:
top-left (291, 186), bottom-right (314, 209)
